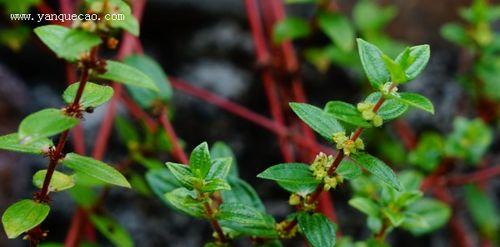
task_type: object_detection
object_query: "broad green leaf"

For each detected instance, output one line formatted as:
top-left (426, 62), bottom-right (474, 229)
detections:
top-left (33, 170), bottom-right (75, 192)
top-left (395, 93), bottom-right (434, 114)
top-left (297, 212), bottom-right (336, 247)
top-left (353, 0), bottom-right (397, 32)
top-left (218, 203), bottom-right (278, 238)
top-left (409, 132), bottom-right (444, 172)
top-left (336, 160), bottom-right (361, 180)
top-left (63, 82), bottom-right (114, 108)
top-left (257, 163), bottom-right (319, 196)
top-left (72, 172), bottom-right (106, 187)
top-left (441, 23), bottom-right (470, 46)
top-left (402, 199), bottom-right (451, 235)
top-left (324, 101), bottom-right (372, 128)
top-left (63, 153), bottom-right (130, 188)
top-left (318, 12), bottom-right (355, 52)
top-left (165, 162), bottom-right (196, 189)
top-left (164, 188), bottom-right (205, 218)
top-left (357, 38), bottom-right (390, 89)
top-left (114, 116), bottom-right (140, 146)
top-left (97, 60), bottom-right (159, 92)
top-left (145, 168), bottom-right (182, 207)
top-left (381, 54), bottom-right (407, 83)
top-left (444, 117), bottom-right (492, 164)
top-left (221, 177), bottom-right (266, 212)
top-left (200, 178), bottom-right (231, 192)
top-left (290, 102), bottom-right (344, 141)
top-left (19, 108), bottom-right (79, 143)
top-left (273, 17), bottom-right (311, 44)
top-left (464, 185), bottom-right (499, 239)
top-left (350, 152), bottom-right (402, 191)
top-left (189, 142), bottom-right (212, 178)
top-left (124, 55), bottom-right (172, 108)
top-left (395, 45), bottom-right (430, 82)
top-left (365, 92), bottom-right (408, 120)
top-left (0, 133), bottom-right (52, 154)
top-left (1, 199), bottom-right (50, 239)
top-left (348, 197), bottom-right (380, 217)
top-left (89, 215), bottom-right (133, 247)
top-left (206, 158), bottom-right (232, 180)
top-left (211, 141), bottom-right (238, 177)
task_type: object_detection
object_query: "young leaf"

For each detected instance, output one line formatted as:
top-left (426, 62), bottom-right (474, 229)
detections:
top-left (218, 203), bottom-right (278, 238)
top-left (464, 185), bottom-right (499, 239)
top-left (408, 133), bottom-right (444, 172)
top-left (395, 45), bottom-right (430, 81)
top-left (205, 158), bottom-right (232, 180)
top-left (395, 93), bottom-right (434, 114)
top-left (273, 17), bottom-right (311, 44)
top-left (33, 170), bottom-right (75, 192)
top-left (0, 133), bottom-right (52, 154)
top-left (297, 212), bottom-right (336, 247)
top-left (63, 82), bottom-right (114, 108)
top-left (221, 177), bottom-right (266, 212)
top-left (324, 101), bottom-right (372, 128)
top-left (402, 199), bottom-right (451, 235)
top-left (336, 160), bottom-right (361, 180)
top-left (348, 197), bottom-right (380, 217)
top-left (357, 38), bottom-right (390, 89)
top-left (124, 54), bottom-right (173, 108)
top-left (189, 142), bottom-right (212, 179)
top-left (164, 188), bottom-right (205, 218)
top-left (382, 208), bottom-right (405, 227)
top-left (63, 153), bottom-right (131, 188)
top-left (290, 102), bottom-right (344, 141)
top-left (444, 118), bottom-right (492, 164)
top-left (365, 93), bottom-right (408, 120)
top-left (19, 108), bottom-right (79, 143)
top-left (1, 199), bottom-right (50, 239)
top-left (257, 163), bottom-right (319, 196)
top-left (211, 141), bottom-right (238, 177)
top-left (318, 12), bottom-right (355, 52)
top-left (105, 0), bottom-right (139, 36)
top-left (89, 215), bottom-right (133, 247)
top-left (350, 152), bottom-right (402, 191)
top-left (381, 54), bottom-right (407, 83)
top-left (200, 178), bottom-right (231, 192)
top-left (97, 60), bottom-right (159, 92)
top-left (165, 162), bottom-right (196, 189)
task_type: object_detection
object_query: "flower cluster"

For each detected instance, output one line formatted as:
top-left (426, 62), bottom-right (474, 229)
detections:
top-left (357, 102), bottom-right (383, 127)
top-left (323, 175), bottom-right (344, 191)
top-left (310, 152), bottom-right (334, 180)
top-left (332, 132), bottom-right (365, 156)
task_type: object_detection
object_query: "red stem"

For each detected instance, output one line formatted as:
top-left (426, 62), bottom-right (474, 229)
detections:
top-left (92, 85), bottom-right (122, 160)
top-left (158, 108), bottom-right (189, 164)
top-left (446, 164), bottom-right (500, 186)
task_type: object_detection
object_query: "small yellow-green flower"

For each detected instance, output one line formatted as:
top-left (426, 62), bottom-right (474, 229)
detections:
top-left (357, 102), bottom-right (383, 127)
top-left (288, 194), bottom-right (301, 206)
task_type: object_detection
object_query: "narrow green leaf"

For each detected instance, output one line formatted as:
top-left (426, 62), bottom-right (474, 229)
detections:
top-left (273, 17), bottom-right (311, 44)
top-left (357, 38), bottom-right (390, 89)
top-left (165, 162), bottom-right (196, 189)
top-left (324, 101), bottom-right (372, 128)
top-left (257, 163), bottom-right (319, 196)
top-left (348, 197), bottom-right (380, 217)
top-left (33, 170), bottom-right (75, 192)
top-left (350, 152), bottom-right (402, 191)
top-left (211, 141), bottom-right (238, 177)
top-left (189, 142), bottom-right (212, 179)
top-left (297, 212), bottom-right (336, 247)
top-left (381, 54), bottom-right (407, 83)
top-left (201, 178), bottom-right (231, 192)
top-left (63, 82), bottom-right (114, 108)
top-left (0, 133), bottom-right (52, 154)
top-left (396, 92), bottom-right (434, 114)
top-left (97, 60), bottom-right (159, 92)
top-left (218, 203), bottom-right (278, 238)
top-left (2, 199), bottom-right (50, 239)
top-left (335, 160), bottom-right (361, 180)
top-left (206, 158), bottom-right (232, 180)
top-left (395, 45), bottom-right (430, 82)
top-left (318, 12), bottom-right (355, 52)
top-left (221, 177), bottom-right (266, 212)
top-left (89, 215), bottom-right (133, 247)
top-left (19, 108), bottom-right (79, 143)
top-left (365, 93), bottom-right (408, 120)
top-left (63, 153), bottom-right (130, 188)
top-left (164, 188), bottom-right (205, 218)
top-left (290, 102), bottom-right (344, 141)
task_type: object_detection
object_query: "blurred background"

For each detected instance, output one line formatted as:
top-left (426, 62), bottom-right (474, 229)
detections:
top-left (0, 0), bottom-right (498, 246)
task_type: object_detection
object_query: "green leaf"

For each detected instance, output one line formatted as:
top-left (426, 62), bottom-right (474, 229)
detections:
top-left (0, 133), bottom-right (52, 154)
top-left (68, 185), bottom-right (98, 208)
top-left (395, 45), bottom-right (430, 82)
top-left (34, 25), bottom-right (101, 61)
top-left (221, 177), bottom-right (266, 212)
top-left (206, 158), bottom-right (232, 180)
top-left (19, 108), bottom-right (79, 143)
top-left (273, 17), bottom-right (311, 44)
top-left (335, 160), bottom-right (361, 180)
top-left (290, 102), bottom-right (344, 141)
top-left (348, 197), bottom-right (380, 217)
top-left (324, 101), bottom-right (372, 128)
top-left (63, 153), bottom-right (130, 188)
top-left (211, 141), bottom-right (238, 177)
top-left (318, 12), bottom-right (355, 52)
top-left (123, 55), bottom-right (172, 108)
top-left (297, 212), bottom-right (336, 247)
top-left (395, 93), bottom-right (434, 114)
top-left (381, 54), bottom-right (407, 83)
top-left (89, 215), bottom-right (133, 247)
top-left (365, 93), bottom-right (408, 120)
top-left (200, 178), bottom-right (231, 192)
top-left (1, 199), bottom-right (50, 239)
top-left (164, 188), bottom-right (205, 218)
top-left (441, 23), bottom-right (470, 46)
top-left (114, 116), bottom-right (140, 146)
top-left (145, 168), bottom-right (182, 207)
top-left (257, 163), bottom-right (320, 196)
top-left (104, 0), bottom-right (139, 36)
top-left (402, 199), bottom-right (451, 235)
top-left (381, 208), bottom-right (404, 226)
top-left (218, 203), bottom-right (278, 238)
top-left (464, 185), bottom-right (499, 239)
top-left (357, 38), bottom-right (390, 89)
top-left (97, 60), bottom-right (159, 92)
top-left (444, 117), bottom-right (492, 164)
top-left (189, 142), bottom-right (212, 179)
top-left (165, 162), bottom-right (196, 189)
top-left (409, 132), bottom-right (444, 172)
top-left (63, 82), bottom-right (114, 108)
top-left (350, 152), bottom-right (401, 191)
top-left (33, 170), bottom-right (75, 192)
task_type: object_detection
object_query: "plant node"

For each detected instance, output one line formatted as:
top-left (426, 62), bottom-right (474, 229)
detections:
top-left (332, 132), bottom-right (365, 155)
